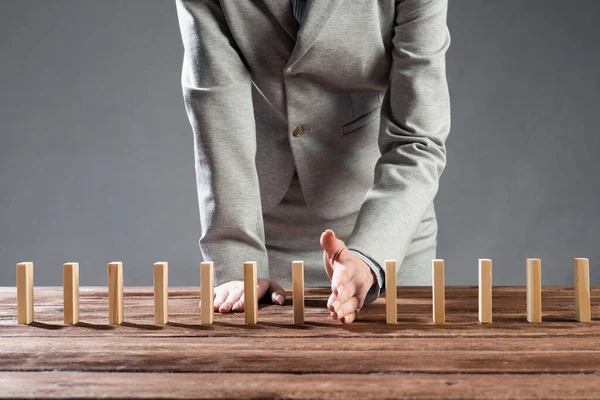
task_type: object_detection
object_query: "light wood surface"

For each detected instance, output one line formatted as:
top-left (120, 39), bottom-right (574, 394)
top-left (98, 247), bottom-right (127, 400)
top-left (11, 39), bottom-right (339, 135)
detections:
top-left (385, 259), bottom-right (397, 324)
top-left (200, 261), bottom-right (214, 325)
top-left (432, 259), bottom-right (445, 324)
top-left (108, 262), bottom-right (124, 325)
top-left (0, 286), bottom-right (599, 399)
top-left (15, 262), bottom-right (33, 325)
top-left (526, 258), bottom-right (542, 323)
top-left (63, 262), bottom-right (79, 325)
top-left (478, 259), bottom-right (492, 323)
top-left (292, 261), bottom-right (304, 324)
top-left (243, 261), bottom-right (258, 325)
top-left (153, 262), bottom-right (168, 325)
top-left (574, 257), bottom-right (591, 322)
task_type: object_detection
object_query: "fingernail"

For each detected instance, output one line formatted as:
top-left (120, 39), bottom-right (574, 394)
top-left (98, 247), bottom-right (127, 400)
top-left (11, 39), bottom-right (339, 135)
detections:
top-left (276, 294), bottom-right (285, 305)
top-left (328, 229), bottom-right (336, 237)
top-left (332, 301), bottom-right (340, 311)
top-left (220, 302), bottom-right (230, 312)
top-left (232, 303), bottom-right (240, 311)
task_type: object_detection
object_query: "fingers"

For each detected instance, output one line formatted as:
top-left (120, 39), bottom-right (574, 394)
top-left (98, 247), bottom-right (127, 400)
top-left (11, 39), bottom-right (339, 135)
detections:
top-left (333, 296), bottom-right (360, 321)
top-left (319, 229), bottom-right (338, 255)
top-left (219, 288), bottom-right (243, 313)
top-left (328, 280), bottom-right (357, 313)
top-left (267, 281), bottom-right (286, 305)
top-left (232, 297), bottom-right (245, 312)
top-left (213, 289), bottom-right (228, 312)
top-left (331, 263), bottom-right (356, 298)
top-left (340, 309), bottom-right (358, 324)
top-left (320, 229), bottom-right (350, 280)
top-left (323, 249), bottom-right (334, 280)
top-left (256, 279), bottom-right (272, 302)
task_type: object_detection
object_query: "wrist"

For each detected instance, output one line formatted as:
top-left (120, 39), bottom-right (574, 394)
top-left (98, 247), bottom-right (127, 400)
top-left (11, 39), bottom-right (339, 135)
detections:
top-left (348, 248), bottom-right (384, 304)
top-left (351, 251), bottom-right (375, 289)
top-left (364, 261), bottom-right (376, 289)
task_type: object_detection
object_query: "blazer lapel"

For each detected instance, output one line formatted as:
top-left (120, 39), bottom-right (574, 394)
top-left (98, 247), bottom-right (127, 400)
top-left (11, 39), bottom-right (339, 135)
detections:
top-left (261, 0), bottom-right (299, 41)
top-left (262, 0), bottom-right (344, 70)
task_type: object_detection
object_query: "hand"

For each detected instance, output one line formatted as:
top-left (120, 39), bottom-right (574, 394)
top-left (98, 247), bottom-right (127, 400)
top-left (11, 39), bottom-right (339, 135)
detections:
top-left (320, 229), bottom-right (376, 324)
top-left (201, 279), bottom-right (286, 313)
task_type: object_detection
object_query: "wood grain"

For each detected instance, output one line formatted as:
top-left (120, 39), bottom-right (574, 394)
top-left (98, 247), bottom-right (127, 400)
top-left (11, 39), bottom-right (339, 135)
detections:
top-left (3, 336), bottom-right (600, 373)
top-left (0, 286), bottom-right (599, 399)
top-left (62, 262), bottom-right (79, 325)
top-left (153, 262), bottom-right (168, 325)
top-left (478, 259), bottom-right (492, 323)
top-left (527, 258), bottom-right (542, 323)
top-left (15, 262), bottom-right (33, 325)
top-left (243, 261), bottom-right (258, 325)
top-left (200, 261), bottom-right (214, 325)
top-left (2, 372), bottom-right (600, 400)
top-left (385, 259), bottom-right (397, 324)
top-left (107, 262), bottom-right (123, 325)
top-left (1, 286), bottom-right (598, 338)
top-left (432, 259), bottom-right (445, 324)
top-left (574, 258), bottom-right (591, 322)
top-left (292, 260), bottom-right (304, 324)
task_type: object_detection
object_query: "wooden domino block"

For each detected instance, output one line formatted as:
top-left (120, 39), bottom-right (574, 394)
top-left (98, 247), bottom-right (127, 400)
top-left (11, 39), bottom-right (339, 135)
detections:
top-left (153, 262), bottom-right (168, 325)
top-left (292, 261), bottom-right (304, 324)
top-left (478, 259), bottom-right (492, 324)
top-left (200, 261), bottom-right (214, 325)
top-left (432, 259), bottom-right (445, 324)
top-left (108, 262), bottom-right (124, 325)
top-left (526, 258), bottom-right (542, 323)
top-left (63, 262), bottom-right (80, 325)
top-left (244, 261), bottom-right (258, 325)
top-left (16, 262), bottom-right (34, 325)
top-left (574, 258), bottom-right (591, 323)
top-left (385, 259), bottom-right (397, 324)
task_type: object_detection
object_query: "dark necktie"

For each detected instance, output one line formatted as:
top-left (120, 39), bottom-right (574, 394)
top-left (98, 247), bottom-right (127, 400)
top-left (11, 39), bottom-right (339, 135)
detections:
top-left (290, 0), bottom-right (307, 26)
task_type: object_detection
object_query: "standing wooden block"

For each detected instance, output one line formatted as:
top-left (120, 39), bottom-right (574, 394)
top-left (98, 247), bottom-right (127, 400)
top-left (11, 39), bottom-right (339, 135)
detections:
top-left (153, 262), bottom-right (168, 325)
top-left (292, 261), bottom-right (304, 324)
top-left (200, 261), bottom-right (214, 325)
top-left (478, 259), bottom-right (492, 324)
top-left (574, 257), bottom-right (591, 323)
top-left (526, 258), bottom-right (542, 323)
top-left (63, 262), bottom-right (80, 325)
top-left (243, 261), bottom-right (258, 325)
top-left (432, 259), bottom-right (445, 324)
top-left (385, 259), bottom-right (397, 324)
top-left (108, 262), bottom-right (124, 325)
top-left (16, 262), bottom-right (34, 325)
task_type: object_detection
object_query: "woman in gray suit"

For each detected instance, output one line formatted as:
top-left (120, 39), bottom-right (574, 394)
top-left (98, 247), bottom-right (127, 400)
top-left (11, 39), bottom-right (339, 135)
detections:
top-left (176, 0), bottom-right (451, 324)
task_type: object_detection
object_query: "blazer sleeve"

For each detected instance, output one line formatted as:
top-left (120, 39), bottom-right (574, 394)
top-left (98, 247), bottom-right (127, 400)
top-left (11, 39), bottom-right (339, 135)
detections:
top-left (176, 0), bottom-right (269, 285)
top-left (345, 0), bottom-right (451, 275)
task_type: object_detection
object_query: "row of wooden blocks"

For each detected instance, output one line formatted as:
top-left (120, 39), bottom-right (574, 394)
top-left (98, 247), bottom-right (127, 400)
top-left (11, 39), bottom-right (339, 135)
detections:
top-left (15, 257), bottom-right (592, 325)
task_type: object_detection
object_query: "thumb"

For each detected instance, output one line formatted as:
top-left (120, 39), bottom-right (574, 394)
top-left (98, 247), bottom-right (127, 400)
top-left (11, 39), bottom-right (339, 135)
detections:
top-left (267, 281), bottom-right (286, 306)
top-left (320, 229), bottom-right (347, 265)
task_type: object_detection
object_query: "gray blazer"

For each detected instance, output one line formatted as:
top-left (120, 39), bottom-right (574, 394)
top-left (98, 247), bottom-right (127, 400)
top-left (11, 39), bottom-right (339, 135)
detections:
top-left (175, 0), bottom-right (451, 285)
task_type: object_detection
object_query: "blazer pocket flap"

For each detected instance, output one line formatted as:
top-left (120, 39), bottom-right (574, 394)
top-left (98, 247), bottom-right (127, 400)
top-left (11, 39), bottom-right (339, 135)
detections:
top-left (340, 106), bottom-right (382, 136)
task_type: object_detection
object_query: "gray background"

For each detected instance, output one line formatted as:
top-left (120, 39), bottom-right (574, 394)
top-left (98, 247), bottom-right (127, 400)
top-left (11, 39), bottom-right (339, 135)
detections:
top-left (1, 0), bottom-right (598, 287)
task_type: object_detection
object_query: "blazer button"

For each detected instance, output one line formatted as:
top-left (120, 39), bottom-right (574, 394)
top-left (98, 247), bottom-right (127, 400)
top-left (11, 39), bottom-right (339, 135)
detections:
top-left (292, 125), bottom-right (305, 137)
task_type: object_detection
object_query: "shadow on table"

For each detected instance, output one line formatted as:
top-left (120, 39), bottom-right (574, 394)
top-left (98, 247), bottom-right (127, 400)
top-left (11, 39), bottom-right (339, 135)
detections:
top-left (166, 321), bottom-right (265, 330)
top-left (121, 321), bottom-right (163, 331)
top-left (75, 322), bottom-right (115, 330)
top-left (28, 321), bottom-right (65, 330)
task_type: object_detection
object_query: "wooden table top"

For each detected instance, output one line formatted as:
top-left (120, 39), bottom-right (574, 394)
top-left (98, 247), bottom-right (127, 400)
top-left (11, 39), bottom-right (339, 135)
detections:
top-left (1, 286), bottom-right (599, 399)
